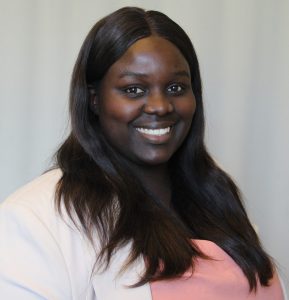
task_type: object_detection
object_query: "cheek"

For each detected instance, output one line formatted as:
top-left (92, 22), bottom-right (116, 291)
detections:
top-left (175, 96), bottom-right (196, 121)
top-left (100, 97), bottom-right (142, 124)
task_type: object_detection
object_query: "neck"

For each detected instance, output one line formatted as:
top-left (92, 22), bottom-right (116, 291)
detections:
top-left (127, 162), bottom-right (172, 207)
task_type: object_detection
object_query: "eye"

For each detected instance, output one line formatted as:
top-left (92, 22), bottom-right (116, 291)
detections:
top-left (123, 86), bottom-right (145, 98)
top-left (167, 84), bottom-right (185, 95)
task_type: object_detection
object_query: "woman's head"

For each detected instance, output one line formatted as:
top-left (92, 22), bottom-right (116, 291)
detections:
top-left (69, 7), bottom-right (205, 164)
top-left (92, 36), bottom-right (197, 166)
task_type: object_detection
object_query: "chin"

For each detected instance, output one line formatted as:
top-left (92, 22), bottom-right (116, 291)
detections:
top-left (136, 154), bottom-right (173, 166)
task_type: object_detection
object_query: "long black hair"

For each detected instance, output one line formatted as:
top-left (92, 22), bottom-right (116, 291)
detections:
top-left (55, 6), bottom-right (273, 291)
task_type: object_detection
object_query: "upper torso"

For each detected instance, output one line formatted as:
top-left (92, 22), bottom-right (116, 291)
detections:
top-left (0, 169), bottom-right (285, 299)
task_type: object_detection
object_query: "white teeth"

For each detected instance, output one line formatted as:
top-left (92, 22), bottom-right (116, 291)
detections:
top-left (136, 127), bottom-right (171, 136)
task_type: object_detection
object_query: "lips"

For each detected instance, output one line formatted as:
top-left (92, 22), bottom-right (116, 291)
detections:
top-left (133, 122), bottom-right (175, 144)
top-left (135, 126), bottom-right (171, 136)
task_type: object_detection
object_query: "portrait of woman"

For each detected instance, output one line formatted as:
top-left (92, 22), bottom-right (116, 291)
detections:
top-left (0, 6), bottom-right (286, 300)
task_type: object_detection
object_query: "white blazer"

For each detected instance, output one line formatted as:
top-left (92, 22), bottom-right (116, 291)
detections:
top-left (0, 169), bottom-right (152, 300)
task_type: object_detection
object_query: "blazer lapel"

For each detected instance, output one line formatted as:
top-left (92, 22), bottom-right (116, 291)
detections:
top-left (91, 242), bottom-right (152, 300)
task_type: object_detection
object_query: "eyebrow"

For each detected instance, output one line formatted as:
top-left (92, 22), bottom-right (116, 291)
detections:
top-left (118, 70), bottom-right (190, 79)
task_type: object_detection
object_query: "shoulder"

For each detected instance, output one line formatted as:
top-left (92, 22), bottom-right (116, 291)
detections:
top-left (0, 169), bottom-right (65, 244)
top-left (0, 168), bottom-right (75, 238)
top-left (0, 169), bottom-right (94, 299)
top-left (0, 169), bottom-right (69, 240)
top-left (0, 167), bottom-right (91, 257)
top-left (2, 168), bottom-right (61, 210)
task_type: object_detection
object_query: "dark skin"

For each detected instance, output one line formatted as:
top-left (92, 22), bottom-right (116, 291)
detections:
top-left (128, 162), bottom-right (171, 207)
top-left (91, 36), bottom-right (196, 206)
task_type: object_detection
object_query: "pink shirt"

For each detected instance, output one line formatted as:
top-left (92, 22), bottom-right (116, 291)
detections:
top-left (150, 239), bottom-right (284, 300)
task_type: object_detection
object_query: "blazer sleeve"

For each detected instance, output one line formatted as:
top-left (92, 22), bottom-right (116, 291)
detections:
top-left (0, 201), bottom-right (72, 300)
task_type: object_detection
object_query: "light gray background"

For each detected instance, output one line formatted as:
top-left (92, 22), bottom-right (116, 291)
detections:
top-left (0, 0), bottom-right (288, 293)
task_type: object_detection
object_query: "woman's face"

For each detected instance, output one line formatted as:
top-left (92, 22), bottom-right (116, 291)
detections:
top-left (94, 36), bottom-right (196, 166)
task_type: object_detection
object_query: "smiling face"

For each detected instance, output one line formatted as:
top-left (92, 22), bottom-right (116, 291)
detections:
top-left (93, 36), bottom-right (196, 167)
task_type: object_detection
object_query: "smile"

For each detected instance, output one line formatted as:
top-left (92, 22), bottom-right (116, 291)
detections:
top-left (135, 127), bottom-right (171, 136)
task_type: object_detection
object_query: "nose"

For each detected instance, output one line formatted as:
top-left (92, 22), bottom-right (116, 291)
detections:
top-left (143, 91), bottom-right (174, 115)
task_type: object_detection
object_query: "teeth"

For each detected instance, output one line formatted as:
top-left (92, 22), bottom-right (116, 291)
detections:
top-left (136, 127), bottom-right (171, 136)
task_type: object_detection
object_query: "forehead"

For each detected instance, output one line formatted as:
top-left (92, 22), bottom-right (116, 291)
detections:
top-left (105, 36), bottom-right (191, 78)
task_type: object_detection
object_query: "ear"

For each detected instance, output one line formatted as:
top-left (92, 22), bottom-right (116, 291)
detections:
top-left (88, 86), bottom-right (99, 115)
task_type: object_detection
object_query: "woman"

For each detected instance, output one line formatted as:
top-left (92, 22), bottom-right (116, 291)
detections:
top-left (0, 7), bottom-right (285, 300)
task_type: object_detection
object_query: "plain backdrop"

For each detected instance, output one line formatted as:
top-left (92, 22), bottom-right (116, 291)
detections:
top-left (0, 0), bottom-right (288, 293)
